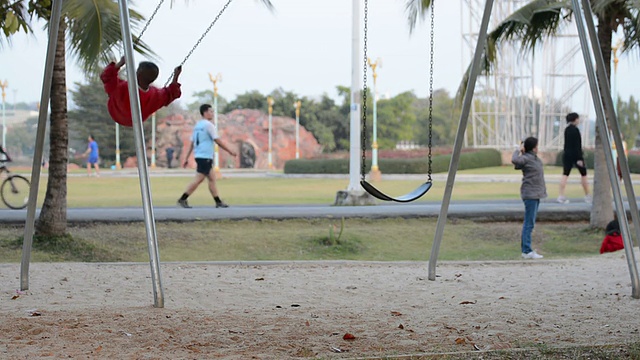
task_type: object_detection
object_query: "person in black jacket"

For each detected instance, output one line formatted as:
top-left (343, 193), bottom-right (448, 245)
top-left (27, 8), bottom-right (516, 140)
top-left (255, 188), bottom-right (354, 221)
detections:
top-left (558, 112), bottom-right (591, 204)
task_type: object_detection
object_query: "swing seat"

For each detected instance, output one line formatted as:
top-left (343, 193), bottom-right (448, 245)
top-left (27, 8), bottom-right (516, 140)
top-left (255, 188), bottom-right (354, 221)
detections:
top-left (361, 180), bottom-right (432, 203)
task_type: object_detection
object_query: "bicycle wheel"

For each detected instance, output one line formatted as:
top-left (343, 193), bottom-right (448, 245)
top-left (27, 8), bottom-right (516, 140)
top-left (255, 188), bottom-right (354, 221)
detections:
top-left (1, 175), bottom-right (30, 210)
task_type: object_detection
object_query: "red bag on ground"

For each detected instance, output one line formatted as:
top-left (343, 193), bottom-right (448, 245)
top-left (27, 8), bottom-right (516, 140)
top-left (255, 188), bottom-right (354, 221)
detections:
top-left (600, 233), bottom-right (624, 254)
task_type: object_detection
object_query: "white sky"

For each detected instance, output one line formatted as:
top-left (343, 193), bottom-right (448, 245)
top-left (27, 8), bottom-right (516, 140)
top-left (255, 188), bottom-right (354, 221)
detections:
top-left (0, 0), bottom-right (637, 107)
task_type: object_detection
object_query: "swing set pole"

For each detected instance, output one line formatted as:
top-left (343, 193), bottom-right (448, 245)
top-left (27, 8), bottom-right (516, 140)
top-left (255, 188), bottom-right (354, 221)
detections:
top-left (20, 0), bottom-right (63, 291)
top-left (117, 0), bottom-right (165, 308)
top-left (428, 0), bottom-right (495, 280)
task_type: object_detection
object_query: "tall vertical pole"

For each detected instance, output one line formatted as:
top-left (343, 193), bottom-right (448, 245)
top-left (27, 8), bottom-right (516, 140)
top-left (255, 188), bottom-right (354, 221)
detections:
top-left (1, 80), bottom-right (7, 148)
top-left (117, 0), bottom-right (164, 307)
top-left (368, 57), bottom-right (381, 181)
top-left (209, 73), bottom-right (222, 175)
top-left (115, 124), bottom-right (121, 169)
top-left (267, 96), bottom-right (274, 169)
top-left (428, 0), bottom-right (495, 280)
top-left (575, 0), bottom-right (640, 298)
top-left (295, 100), bottom-right (301, 159)
top-left (348, 0), bottom-right (362, 191)
top-left (21, 0), bottom-right (63, 291)
top-left (151, 113), bottom-right (156, 168)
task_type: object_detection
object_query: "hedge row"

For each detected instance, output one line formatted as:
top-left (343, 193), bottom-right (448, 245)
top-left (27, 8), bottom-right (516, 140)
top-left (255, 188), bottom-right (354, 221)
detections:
top-left (284, 149), bottom-right (502, 174)
top-left (555, 150), bottom-right (640, 173)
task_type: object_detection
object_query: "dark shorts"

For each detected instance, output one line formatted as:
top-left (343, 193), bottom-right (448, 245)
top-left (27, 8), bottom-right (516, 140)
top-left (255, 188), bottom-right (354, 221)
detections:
top-left (562, 156), bottom-right (587, 177)
top-left (195, 158), bottom-right (213, 176)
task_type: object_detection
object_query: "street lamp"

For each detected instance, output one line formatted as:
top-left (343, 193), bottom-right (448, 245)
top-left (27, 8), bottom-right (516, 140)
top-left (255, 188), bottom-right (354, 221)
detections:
top-left (612, 39), bottom-right (623, 114)
top-left (115, 123), bottom-right (122, 169)
top-left (209, 72), bottom-right (222, 177)
top-left (0, 80), bottom-right (8, 148)
top-left (367, 57), bottom-right (382, 181)
top-left (267, 96), bottom-right (274, 169)
top-left (294, 100), bottom-right (301, 159)
top-left (151, 112), bottom-right (157, 168)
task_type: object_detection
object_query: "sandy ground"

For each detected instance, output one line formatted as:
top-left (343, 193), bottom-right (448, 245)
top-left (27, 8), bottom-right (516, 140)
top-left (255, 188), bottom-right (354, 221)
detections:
top-left (1, 253), bottom-right (640, 359)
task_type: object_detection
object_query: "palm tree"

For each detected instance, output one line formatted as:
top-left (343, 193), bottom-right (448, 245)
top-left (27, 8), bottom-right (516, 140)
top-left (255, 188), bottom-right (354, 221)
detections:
top-left (2, 0), bottom-right (274, 237)
top-left (1, 0), bottom-right (153, 236)
top-left (404, 0), bottom-right (640, 227)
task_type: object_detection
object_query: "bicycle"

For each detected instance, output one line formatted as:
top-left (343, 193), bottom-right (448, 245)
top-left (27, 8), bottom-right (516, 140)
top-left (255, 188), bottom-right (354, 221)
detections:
top-left (0, 159), bottom-right (30, 210)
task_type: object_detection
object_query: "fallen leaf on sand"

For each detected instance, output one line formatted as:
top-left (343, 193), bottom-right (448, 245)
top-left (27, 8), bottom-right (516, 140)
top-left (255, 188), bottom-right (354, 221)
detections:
top-left (459, 300), bottom-right (477, 305)
top-left (390, 311), bottom-right (402, 316)
top-left (455, 337), bottom-right (466, 344)
top-left (343, 333), bottom-right (356, 340)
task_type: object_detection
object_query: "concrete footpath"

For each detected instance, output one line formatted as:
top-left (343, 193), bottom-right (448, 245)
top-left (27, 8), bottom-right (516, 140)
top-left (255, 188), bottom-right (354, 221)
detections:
top-left (2, 170), bottom-right (636, 224)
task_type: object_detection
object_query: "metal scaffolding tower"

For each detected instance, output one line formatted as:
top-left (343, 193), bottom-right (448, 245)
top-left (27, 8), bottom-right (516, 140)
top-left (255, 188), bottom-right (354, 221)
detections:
top-left (461, 0), bottom-right (592, 150)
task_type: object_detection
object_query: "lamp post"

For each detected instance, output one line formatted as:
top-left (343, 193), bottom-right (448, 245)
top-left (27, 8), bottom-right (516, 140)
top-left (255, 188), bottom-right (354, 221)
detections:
top-left (115, 124), bottom-right (122, 169)
top-left (267, 96), bottom-right (274, 169)
top-left (294, 100), bottom-right (301, 159)
top-left (151, 112), bottom-right (156, 168)
top-left (209, 72), bottom-right (222, 177)
top-left (612, 39), bottom-right (623, 114)
top-left (0, 80), bottom-right (7, 148)
top-left (368, 57), bottom-right (382, 181)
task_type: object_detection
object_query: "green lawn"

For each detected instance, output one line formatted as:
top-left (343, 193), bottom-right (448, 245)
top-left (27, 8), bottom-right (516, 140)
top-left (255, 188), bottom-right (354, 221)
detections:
top-left (13, 165), bottom-right (634, 208)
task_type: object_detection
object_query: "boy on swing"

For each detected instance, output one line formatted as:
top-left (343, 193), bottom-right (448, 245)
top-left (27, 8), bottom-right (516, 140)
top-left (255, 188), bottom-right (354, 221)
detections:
top-left (100, 56), bottom-right (182, 127)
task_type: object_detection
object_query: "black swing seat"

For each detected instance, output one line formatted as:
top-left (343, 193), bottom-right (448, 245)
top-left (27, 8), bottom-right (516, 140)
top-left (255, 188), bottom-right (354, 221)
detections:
top-left (360, 180), bottom-right (432, 203)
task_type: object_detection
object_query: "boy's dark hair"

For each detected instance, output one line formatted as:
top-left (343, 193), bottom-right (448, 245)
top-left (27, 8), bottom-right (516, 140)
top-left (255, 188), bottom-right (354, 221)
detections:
top-left (566, 112), bottom-right (580, 123)
top-left (200, 104), bottom-right (212, 116)
top-left (137, 61), bottom-right (159, 84)
top-left (89, 134), bottom-right (95, 140)
top-left (523, 137), bottom-right (538, 153)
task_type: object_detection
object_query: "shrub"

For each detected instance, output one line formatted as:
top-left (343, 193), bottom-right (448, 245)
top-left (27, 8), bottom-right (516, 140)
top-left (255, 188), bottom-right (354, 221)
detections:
top-left (284, 149), bottom-right (502, 174)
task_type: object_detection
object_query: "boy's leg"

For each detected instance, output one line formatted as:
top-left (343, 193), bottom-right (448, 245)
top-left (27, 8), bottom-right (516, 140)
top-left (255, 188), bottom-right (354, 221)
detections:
top-left (86, 162), bottom-right (91, 176)
top-left (206, 171), bottom-right (220, 198)
top-left (521, 199), bottom-right (535, 254)
top-left (93, 163), bottom-right (100, 177)
top-left (183, 174), bottom-right (206, 196)
top-left (558, 175), bottom-right (568, 198)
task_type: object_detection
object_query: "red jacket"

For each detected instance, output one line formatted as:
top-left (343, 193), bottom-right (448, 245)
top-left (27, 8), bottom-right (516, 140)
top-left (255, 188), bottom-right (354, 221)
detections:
top-left (100, 62), bottom-right (181, 127)
top-left (600, 233), bottom-right (624, 254)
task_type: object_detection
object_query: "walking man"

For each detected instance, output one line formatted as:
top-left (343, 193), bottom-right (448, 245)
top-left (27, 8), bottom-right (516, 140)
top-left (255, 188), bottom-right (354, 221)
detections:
top-left (177, 104), bottom-right (236, 208)
top-left (166, 146), bottom-right (175, 169)
top-left (558, 112), bottom-right (591, 204)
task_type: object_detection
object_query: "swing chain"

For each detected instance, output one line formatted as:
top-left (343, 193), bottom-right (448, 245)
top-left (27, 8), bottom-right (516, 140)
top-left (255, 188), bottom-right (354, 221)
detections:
top-left (361, 0), bottom-right (369, 182)
top-left (163, 0), bottom-right (234, 87)
top-left (134, 0), bottom-right (166, 47)
top-left (427, 0), bottom-right (434, 181)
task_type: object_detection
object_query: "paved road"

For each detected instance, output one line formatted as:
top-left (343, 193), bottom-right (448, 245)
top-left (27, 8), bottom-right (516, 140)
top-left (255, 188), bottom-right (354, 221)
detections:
top-left (3, 170), bottom-right (635, 224)
top-left (0, 198), bottom-right (599, 224)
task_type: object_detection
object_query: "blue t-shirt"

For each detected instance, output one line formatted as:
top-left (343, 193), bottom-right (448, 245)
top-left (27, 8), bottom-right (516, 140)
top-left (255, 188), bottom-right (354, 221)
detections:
top-left (88, 140), bottom-right (99, 159)
top-left (191, 119), bottom-right (218, 159)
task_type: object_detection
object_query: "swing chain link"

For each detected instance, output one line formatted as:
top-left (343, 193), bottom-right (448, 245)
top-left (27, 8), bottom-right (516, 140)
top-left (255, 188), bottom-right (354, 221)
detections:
top-left (134, 0), bottom-right (166, 47)
top-left (427, 0), bottom-right (435, 181)
top-left (361, 0), bottom-right (369, 182)
top-left (164, 0), bottom-right (234, 87)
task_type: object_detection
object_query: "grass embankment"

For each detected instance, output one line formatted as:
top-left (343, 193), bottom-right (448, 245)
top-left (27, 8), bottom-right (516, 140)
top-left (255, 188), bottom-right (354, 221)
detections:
top-left (0, 218), bottom-right (604, 263)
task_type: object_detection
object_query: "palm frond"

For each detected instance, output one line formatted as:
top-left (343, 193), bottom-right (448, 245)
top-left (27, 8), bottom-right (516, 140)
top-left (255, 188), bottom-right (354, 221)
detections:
top-left (455, 0), bottom-right (571, 104)
top-left (62, 0), bottom-right (155, 74)
top-left (404, 0), bottom-right (431, 34)
top-left (0, 1), bottom-right (33, 47)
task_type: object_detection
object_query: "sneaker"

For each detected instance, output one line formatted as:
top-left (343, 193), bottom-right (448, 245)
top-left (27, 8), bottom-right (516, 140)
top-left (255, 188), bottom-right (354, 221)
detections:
top-left (522, 251), bottom-right (544, 259)
top-left (584, 195), bottom-right (592, 204)
top-left (557, 196), bottom-right (569, 204)
top-left (216, 202), bottom-right (229, 208)
top-left (177, 199), bottom-right (192, 208)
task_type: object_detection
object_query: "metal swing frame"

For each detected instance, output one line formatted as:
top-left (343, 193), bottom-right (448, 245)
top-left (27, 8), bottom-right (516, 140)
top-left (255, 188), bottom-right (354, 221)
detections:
top-left (427, 0), bottom-right (640, 299)
top-left (359, 0), bottom-right (434, 203)
top-left (20, 0), bottom-right (233, 308)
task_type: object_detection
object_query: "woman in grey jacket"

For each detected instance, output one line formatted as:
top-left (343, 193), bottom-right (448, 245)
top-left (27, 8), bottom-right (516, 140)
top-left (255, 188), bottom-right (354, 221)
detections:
top-left (512, 137), bottom-right (547, 259)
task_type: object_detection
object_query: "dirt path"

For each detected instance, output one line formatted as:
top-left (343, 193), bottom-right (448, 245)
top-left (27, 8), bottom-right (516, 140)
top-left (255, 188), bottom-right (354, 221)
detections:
top-left (1, 252), bottom-right (638, 359)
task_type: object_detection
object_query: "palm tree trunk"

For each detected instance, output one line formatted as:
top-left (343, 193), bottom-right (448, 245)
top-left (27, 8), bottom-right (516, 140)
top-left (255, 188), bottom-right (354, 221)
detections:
top-left (590, 10), bottom-right (615, 228)
top-left (36, 18), bottom-right (68, 237)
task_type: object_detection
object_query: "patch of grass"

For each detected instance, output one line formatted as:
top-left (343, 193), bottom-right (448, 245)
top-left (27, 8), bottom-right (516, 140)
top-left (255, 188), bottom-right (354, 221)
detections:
top-left (354, 342), bottom-right (640, 359)
top-left (0, 230), bottom-right (122, 262)
top-left (0, 219), bottom-right (605, 263)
